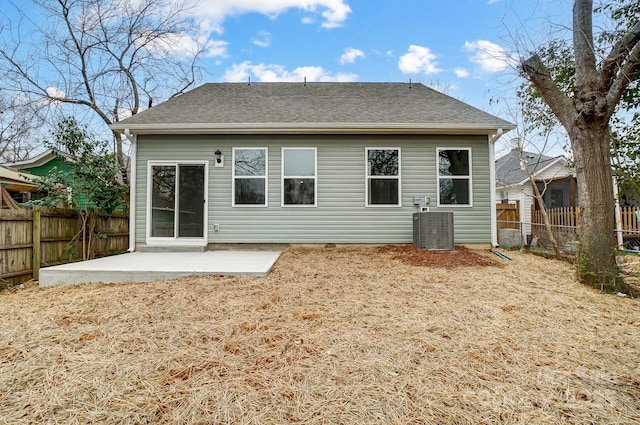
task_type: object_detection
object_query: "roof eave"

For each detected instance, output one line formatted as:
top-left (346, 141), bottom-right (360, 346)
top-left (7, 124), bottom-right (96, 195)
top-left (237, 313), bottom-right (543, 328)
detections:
top-left (4, 149), bottom-right (71, 169)
top-left (110, 122), bottom-right (516, 136)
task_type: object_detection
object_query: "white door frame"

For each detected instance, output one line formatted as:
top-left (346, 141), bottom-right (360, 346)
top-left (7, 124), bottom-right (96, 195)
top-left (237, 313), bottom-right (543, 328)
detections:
top-left (146, 160), bottom-right (209, 246)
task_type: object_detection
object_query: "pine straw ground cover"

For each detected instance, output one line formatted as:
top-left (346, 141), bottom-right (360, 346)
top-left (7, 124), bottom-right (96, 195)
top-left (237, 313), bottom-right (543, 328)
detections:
top-left (1, 246), bottom-right (639, 425)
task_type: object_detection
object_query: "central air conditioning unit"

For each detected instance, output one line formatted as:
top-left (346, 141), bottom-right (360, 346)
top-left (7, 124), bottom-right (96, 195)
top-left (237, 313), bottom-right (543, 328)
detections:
top-left (413, 211), bottom-right (454, 250)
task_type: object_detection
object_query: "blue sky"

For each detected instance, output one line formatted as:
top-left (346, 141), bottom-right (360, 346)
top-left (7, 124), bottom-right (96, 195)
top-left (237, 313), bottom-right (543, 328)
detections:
top-left (187, 0), bottom-right (572, 154)
top-left (189, 0), bottom-right (571, 107)
top-left (2, 0), bottom-right (574, 156)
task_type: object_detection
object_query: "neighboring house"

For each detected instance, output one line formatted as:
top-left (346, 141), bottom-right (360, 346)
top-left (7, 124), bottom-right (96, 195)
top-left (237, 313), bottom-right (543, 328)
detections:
top-left (5, 149), bottom-right (73, 177)
top-left (4, 149), bottom-right (73, 204)
top-left (110, 82), bottom-right (514, 251)
top-left (495, 143), bottom-right (576, 230)
top-left (0, 166), bottom-right (38, 209)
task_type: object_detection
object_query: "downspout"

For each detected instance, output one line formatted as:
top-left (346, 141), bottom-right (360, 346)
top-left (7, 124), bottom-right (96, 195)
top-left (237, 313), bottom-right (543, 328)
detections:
top-left (488, 129), bottom-right (504, 247)
top-left (613, 177), bottom-right (624, 251)
top-left (124, 129), bottom-right (137, 252)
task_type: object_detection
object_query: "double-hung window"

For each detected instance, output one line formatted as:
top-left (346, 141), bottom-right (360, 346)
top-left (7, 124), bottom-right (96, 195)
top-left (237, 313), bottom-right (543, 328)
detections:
top-left (437, 148), bottom-right (472, 206)
top-left (233, 148), bottom-right (267, 206)
top-left (366, 148), bottom-right (401, 206)
top-left (282, 147), bottom-right (316, 206)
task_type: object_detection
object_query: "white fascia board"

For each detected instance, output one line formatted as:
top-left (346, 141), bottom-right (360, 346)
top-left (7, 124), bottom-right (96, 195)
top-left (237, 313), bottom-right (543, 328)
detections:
top-left (5, 149), bottom-right (73, 169)
top-left (5, 150), bottom-right (56, 168)
top-left (496, 182), bottom-right (522, 191)
top-left (110, 122), bottom-right (517, 135)
top-left (513, 157), bottom-right (571, 187)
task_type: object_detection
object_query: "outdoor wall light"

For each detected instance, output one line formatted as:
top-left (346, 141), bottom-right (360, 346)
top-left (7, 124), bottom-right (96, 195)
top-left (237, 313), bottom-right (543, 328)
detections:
top-left (214, 149), bottom-right (224, 168)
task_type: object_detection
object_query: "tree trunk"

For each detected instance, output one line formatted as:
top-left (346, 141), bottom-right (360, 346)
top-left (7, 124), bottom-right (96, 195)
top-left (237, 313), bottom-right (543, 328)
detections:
top-left (570, 123), bottom-right (620, 291)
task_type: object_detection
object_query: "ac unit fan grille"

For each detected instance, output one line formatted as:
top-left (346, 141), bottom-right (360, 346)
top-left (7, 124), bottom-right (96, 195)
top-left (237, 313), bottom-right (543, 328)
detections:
top-left (412, 212), bottom-right (454, 250)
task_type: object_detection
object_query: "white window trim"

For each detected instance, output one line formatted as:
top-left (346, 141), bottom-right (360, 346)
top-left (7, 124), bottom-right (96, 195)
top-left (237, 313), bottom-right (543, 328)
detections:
top-left (365, 147), bottom-right (402, 207)
top-left (281, 147), bottom-right (317, 207)
top-left (232, 147), bottom-right (268, 207)
top-left (146, 160), bottom-right (209, 245)
top-left (436, 147), bottom-right (473, 207)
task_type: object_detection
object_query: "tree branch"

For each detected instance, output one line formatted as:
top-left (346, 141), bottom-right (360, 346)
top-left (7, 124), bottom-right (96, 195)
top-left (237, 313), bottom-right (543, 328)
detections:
top-left (573, 0), bottom-right (598, 85)
top-left (605, 37), bottom-right (640, 116)
top-left (521, 54), bottom-right (576, 129)
top-left (56, 0), bottom-right (97, 109)
top-left (601, 20), bottom-right (640, 86)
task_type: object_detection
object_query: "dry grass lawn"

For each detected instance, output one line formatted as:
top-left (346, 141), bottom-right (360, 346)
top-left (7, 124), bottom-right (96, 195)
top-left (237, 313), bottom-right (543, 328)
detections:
top-left (1, 246), bottom-right (639, 424)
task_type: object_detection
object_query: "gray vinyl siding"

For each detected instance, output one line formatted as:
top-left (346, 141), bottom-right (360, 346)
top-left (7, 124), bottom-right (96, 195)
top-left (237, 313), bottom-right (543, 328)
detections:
top-left (135, 134), bottom-right (492, 244)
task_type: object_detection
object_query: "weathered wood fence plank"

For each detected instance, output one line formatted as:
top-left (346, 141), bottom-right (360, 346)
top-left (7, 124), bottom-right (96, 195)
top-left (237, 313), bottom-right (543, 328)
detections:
top-left (32, 209), bottom-right (40, 281)
top-left (0, 207), bottom-right (129, 288)
top-left (530, 205), bottom-right (640, 251)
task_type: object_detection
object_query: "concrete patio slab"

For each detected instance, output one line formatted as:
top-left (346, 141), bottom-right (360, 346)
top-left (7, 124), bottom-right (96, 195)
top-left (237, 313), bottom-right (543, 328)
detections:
top-left (38, 250), bottom-right (283, 286)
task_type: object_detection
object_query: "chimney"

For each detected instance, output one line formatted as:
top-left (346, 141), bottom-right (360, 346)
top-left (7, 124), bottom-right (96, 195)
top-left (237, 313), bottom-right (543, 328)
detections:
top-left (510, 137), bottom-right (522, 151)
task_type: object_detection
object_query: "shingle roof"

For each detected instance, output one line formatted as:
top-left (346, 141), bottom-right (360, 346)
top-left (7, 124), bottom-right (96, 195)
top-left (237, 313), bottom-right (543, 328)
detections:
top-left (495, 148), bottom-right (568, 187)
top-left (111, 82), bottom-right (514, 134)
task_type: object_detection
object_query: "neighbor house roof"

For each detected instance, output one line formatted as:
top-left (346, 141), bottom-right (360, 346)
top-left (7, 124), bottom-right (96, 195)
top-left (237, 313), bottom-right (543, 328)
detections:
top-left (0, 166), bottom-right (39, 192)
top-left (111, 82), bottom-right (515, 135)
top-left (495, 148), bottom-right (571, 188)
top-left (5, 149), bottom-right (72, 169)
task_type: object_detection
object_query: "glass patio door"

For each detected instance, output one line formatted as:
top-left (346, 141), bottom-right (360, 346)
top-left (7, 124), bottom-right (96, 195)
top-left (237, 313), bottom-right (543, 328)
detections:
top-left (150, 163), bottom-right (206, 240)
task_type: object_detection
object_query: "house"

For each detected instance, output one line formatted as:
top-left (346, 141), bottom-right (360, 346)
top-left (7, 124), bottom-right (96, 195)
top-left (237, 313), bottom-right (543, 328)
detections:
top-left (5, 149), bottom-right (72, 177)
top-left (0, 166), bottom-right (38, 208)
top-left (4, 149), bottom-right (73, 204)
top-left (110, 82), bottom-right (514, 251)
top-left (495, 141), bottom-right (576, 232)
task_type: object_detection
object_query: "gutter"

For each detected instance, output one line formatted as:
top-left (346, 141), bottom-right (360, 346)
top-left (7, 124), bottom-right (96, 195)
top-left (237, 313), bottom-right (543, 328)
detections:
top-left (110, 122), bottom-right (517, 136)
top-left (124, 129), bottom-right (137, 252)
top-left (489, 128), bottom-right (506, 247)
top-left (488, 128), bottom-right (504, 144)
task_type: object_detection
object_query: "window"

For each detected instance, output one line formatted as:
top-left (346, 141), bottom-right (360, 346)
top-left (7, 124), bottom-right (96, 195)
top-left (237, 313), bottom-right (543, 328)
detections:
top-left (233, 148), bottom-right (267, 206)
top-left (366, 148), bottom-right (400, 206)
top-left (437, 148), bottom-right (472, 206)
top-left (550, 188), bottom-right (564, 208)
top-left (282, 147), bottom-right (316, 206)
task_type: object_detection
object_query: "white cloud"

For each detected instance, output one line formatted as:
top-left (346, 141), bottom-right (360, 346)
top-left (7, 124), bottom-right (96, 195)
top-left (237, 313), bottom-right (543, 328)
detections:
top-left (487, 0), bottom-right (502, 4)
top-left (463, 40), bottom-right (515, 72)
top-left (398, 45), bottom-right (441, 75)
top-left (222, 61), bottom-right (358, 82)
top-left (454, 68), bottom-right (470, 78)
top-left (204, 40), bottom-right (230, 58)
top-left (46, 86), bottom-right (66, 100)
top-left (191, 0), bottom-right (352, 29)
top-left (340, 47), bottom-right (365, 64)
top-left (252, 31), bottom-right (271, 47)
top-left (43, 86), bottom-right (66, 106)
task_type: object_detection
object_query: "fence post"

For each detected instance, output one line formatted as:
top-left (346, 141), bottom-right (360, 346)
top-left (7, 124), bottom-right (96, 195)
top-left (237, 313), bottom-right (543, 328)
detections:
top-left (32, 208), bottom-right (41, 281)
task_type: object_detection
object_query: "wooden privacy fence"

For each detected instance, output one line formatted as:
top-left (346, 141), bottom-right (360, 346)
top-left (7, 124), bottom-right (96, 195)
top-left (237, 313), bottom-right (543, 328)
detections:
top-left (530, 205), bottom-right (640, 251)
top-left (531, 205), bottom-right (640, 235)
top-left (619, 206), bottom-right (640, 238)
top-left (531, 206), bottom-right (580, 229)
top-left (0, 207), bottom-right (128, 287)
top-left (496, 201), bottom-right (520, 230)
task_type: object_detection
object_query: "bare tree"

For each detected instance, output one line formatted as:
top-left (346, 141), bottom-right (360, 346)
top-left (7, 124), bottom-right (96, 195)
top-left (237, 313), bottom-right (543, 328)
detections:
top-left (0, 0), bottom-right (207, 178)
top-left (0, 93), bottom-right (44, 162)
top-left (516, 140), bottom-right (562, 259)
top-left (520, 0), bottom-right (639, 292)
top-left (493, 96), bottom-right (568, 259)
top-left (496, 133), bottom-right (564, 258)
